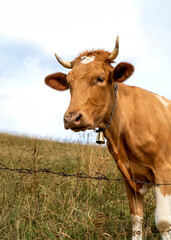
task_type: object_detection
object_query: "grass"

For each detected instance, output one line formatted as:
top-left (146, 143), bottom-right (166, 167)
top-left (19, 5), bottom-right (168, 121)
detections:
top-left (0, 133), bottom-right (160, 239)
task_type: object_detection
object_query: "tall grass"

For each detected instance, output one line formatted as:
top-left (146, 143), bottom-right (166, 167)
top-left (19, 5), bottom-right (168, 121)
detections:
top-left (0, 133), bottom-right (159, 239)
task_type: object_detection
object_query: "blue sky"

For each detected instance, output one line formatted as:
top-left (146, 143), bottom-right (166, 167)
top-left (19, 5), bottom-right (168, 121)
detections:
top-left (0, 0), bottom-right (171, 142)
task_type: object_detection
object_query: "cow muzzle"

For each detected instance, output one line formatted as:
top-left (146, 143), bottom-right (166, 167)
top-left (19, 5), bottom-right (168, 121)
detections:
top-left (64, 111), bottom-right (92, 132)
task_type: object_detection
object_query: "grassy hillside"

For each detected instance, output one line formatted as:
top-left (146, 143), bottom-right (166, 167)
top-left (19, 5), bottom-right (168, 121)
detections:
top-left (0, 133), bottom-right (159, 239)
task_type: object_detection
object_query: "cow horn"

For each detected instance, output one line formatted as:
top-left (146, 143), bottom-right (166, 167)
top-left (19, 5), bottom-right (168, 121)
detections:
top-left (54, 53), bottom-right (72, 69)
top-left (108, 35), bottom-right (119, 61)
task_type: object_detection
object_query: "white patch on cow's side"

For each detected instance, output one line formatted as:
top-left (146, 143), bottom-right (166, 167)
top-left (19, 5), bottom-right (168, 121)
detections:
top-left (155, 187), bottom-right (171, 239)
top-left (139, 184), bottom-right (152, 195)
top-left (80, 56), bottom-right (95, 64)
top-left (156, 95), bottom-right (170, 110)
top-left (130, 214), bottom-right (143, 240)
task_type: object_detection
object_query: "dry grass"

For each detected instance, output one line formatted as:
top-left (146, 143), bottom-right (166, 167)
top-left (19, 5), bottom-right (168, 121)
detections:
top-left (0, 133), bottom-right (160, 239)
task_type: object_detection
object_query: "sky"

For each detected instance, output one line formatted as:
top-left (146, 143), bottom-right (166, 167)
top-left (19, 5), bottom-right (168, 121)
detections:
top-left (0, 0), bottom-right (171, 142)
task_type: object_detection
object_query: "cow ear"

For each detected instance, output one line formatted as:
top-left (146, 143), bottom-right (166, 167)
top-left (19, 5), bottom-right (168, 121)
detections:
top-left (45, 72), bottom-right (69, 91)
top-left (113, 62), bottom-right (134, 83)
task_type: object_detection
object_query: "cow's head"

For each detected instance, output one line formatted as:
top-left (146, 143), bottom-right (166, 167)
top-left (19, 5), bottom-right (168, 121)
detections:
top-left (45, 36), bottom-right (134, 132)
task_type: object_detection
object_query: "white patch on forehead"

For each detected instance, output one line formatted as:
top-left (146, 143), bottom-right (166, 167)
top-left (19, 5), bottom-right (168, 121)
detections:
top-left (156, 95), bottom-right (170, 110)
top-left (80, 56), bottom-right (95, 64)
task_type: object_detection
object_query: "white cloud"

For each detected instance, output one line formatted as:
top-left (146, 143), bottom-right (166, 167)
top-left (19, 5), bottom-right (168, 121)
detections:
top-left (0, 0), bottom-right (144, 57)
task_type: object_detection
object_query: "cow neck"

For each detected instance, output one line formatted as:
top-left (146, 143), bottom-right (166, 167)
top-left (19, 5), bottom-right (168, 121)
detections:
top-left (94, 83), bottom-right (119, 134)
top-left (103, 86), bottom-right (141, 193)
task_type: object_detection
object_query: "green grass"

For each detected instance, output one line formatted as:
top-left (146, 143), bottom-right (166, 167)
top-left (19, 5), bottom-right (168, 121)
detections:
top-left (0, 133), bottom-right (160, 239)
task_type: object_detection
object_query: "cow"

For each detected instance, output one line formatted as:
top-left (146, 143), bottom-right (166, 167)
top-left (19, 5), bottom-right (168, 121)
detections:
top-left (45, 36), bottom-right (171, 240)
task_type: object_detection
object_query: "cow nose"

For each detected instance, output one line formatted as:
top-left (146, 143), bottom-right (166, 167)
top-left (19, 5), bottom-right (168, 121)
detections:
top-left (64, 112), bottom-right (82, 129)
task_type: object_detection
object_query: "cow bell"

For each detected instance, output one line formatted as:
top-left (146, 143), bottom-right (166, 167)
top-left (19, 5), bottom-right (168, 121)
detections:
top-left (96, 131), bottom-right (105, 144)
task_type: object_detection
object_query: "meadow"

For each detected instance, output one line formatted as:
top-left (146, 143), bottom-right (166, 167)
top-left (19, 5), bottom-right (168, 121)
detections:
top-left (0, 133), bottom-right (160, 239)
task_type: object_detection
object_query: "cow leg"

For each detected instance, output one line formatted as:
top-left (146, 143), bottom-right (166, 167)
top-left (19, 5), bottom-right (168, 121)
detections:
top-left (124, 181), bottom-right (143, 240)
top-left (155, 186), bottom-right (171, 240)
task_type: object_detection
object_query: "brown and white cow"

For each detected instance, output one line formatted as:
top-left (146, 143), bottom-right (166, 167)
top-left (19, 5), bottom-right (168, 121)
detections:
top-left (45, 36), bottom-right (171, 240)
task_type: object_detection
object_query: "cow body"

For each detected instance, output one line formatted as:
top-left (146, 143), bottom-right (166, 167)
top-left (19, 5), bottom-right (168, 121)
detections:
top-left (45, 39), bottom-right (171, 239)
top-left (105, 84), bottom-right (171, 240)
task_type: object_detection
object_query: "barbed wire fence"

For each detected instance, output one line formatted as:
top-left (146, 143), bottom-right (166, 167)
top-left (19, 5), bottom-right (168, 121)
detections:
top-left (0, 145), bottom-right (170, 187)
top-left (1, 160), bottom-right (171, 186)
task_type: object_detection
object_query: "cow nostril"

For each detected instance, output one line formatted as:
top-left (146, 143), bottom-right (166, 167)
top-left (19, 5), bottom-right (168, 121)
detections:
top-left (64, 115), bottom-right (70, 121)
top-left (75, 114), bottom-right (82, 122)
top-left (64, 112), bottom-right (85, 129)
top-left (64, 113), bottom-right (82, 123)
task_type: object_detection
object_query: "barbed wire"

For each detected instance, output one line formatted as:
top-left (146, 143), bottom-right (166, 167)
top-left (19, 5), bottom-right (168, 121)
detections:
top-left (1, 161), bottom-right (171, 186)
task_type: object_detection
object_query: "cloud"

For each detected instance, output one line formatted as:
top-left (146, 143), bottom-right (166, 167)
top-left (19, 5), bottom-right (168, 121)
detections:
top-left (0, 37), bottom-right (73, 139)
top-left (0, 0), bottom-right (171, 141)
top-left (0, 0), bottom-right (144, 57)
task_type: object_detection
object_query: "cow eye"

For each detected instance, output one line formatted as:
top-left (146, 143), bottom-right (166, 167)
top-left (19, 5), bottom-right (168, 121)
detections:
top-left (97, 77), bottom-right (104, 83)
